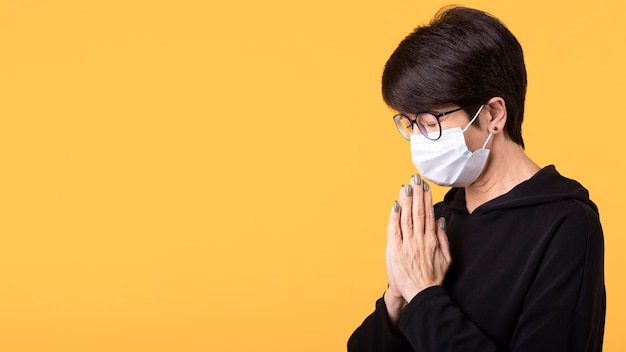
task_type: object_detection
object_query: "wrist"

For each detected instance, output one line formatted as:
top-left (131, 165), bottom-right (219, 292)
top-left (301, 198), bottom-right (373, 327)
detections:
top-left (384, 289), bottom-right (408, 333)
top-left (384, 290), bottom-right (407, 309)
top-left (401, 287), bottom-right (422, 304)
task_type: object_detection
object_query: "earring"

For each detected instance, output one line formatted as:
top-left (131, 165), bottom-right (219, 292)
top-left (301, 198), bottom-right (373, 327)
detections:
top-left (493, 126), bottom-right (498, 131)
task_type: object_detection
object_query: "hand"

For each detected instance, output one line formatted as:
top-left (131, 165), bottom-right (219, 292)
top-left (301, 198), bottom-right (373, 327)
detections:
top-left (386, 174), bottom-right (452, 303)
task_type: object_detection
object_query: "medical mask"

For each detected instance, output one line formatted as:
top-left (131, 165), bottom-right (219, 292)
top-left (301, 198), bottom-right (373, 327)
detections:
top-left (410, 106), bottom-right (492, 187)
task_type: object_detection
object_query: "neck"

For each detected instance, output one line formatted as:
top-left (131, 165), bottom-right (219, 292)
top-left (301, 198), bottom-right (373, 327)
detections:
top-left (464, 138), bottom-right (540, 214)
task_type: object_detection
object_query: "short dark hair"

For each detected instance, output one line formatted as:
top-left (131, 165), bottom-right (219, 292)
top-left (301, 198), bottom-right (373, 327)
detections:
top-left (382, 6), bottom-right (527, 148)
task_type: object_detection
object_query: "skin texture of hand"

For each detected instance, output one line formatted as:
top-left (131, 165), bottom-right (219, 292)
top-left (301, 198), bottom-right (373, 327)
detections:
top-left (385, 175), bottom-right (452, 320)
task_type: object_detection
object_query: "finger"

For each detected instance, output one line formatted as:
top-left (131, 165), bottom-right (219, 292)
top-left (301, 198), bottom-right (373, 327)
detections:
top-left (410, 175), bottom-right (425, 238)
top-left (436, 217), bottom-right (452, 264)
top-left (387, 200), bottom-right (402, 245)
top-left (387, 201), bottom-right (402, 291)
top-left (399, 184), bottom-right (413, 240)
top-left (422, 181), bottom-right (436, 237)
top-left (421, 181), bottom-right (440, 261)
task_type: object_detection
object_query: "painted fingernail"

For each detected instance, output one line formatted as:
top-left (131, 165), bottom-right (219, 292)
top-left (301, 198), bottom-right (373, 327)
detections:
top-left (393, 201), bottom-right (399, 213)
top-left (413, 174), bottom-right (422, 185)
top-left (423, 181), bottom-right (429, 192)
top-left (405, 184), bottom-right (412, 197)
top-left (439, 217), bottom-right (446, 231)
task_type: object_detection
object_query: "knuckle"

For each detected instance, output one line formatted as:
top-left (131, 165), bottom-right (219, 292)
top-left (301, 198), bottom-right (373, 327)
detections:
top-left (402, 217), bottom-right (413, 229)
top-left (428, 234), bottom-right (439, 249)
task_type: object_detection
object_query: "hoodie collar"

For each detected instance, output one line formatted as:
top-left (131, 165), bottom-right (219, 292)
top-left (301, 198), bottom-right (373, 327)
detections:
top-left (444, 165), bottom-right (598, 215)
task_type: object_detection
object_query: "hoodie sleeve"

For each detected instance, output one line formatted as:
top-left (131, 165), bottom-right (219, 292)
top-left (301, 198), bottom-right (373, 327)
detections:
top-left (347, 297), bottom-right (413, 352)
top-left (509, 200), bottom-right (605, 351)
top-left (398, 286), bottom-right (500, 351)
top-left (395, 200), bottom-right (605, 352)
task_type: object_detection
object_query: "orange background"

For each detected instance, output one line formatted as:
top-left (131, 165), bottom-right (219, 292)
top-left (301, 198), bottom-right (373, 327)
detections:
top-left (0, 0), bottom-right (624, 351)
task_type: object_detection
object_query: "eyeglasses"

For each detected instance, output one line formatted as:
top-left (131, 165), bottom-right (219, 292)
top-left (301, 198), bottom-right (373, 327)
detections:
top-left (393, 106), bottom-right (466, 141)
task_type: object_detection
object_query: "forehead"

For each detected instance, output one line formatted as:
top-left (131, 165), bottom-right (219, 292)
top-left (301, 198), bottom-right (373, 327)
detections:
top-left (399, 104), bottom-right (461, 117)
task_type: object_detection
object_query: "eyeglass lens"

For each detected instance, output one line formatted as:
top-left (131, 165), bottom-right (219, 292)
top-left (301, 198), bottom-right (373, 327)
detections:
top-left (395, 114), bottom-right (441, 140)
top-left (417, 113), bottom-right (441, 138)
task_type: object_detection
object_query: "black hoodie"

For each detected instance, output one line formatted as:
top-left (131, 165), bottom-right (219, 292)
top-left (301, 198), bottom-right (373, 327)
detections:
top-left (348, 165), bottom-right (605, 352)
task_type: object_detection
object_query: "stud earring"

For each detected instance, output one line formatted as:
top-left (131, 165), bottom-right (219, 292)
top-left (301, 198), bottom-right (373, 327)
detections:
top-left (493, 126), bottom-right (498, 131)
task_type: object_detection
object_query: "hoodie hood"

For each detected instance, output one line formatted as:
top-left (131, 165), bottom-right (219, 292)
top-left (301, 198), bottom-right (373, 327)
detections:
top-left (443, 165), bottom-right (599, 215)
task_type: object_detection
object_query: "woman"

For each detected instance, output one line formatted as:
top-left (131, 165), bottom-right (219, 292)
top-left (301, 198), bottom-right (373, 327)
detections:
top-left (348, 6), bottom-right (605, 352)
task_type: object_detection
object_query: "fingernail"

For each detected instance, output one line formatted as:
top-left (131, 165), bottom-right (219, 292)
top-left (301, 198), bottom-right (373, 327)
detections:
top-left (423, 181), bottom-right (429, 192)
top-left (439, 217), bottom-right (446, 231)
top-left (405, 184), bottom-right (412, 197)
top-left (393, 201), bottom-right (399, 213)
top-left (413, 174), bottom-right (422, 185)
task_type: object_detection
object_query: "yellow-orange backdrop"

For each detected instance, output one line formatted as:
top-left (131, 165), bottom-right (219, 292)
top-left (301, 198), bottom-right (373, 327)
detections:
top-left (0, 0), bottom-right (623, 351)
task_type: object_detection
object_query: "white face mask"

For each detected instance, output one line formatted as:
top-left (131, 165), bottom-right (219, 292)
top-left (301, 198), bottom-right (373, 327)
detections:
top-left (410, 105), bottom-right (492, 187)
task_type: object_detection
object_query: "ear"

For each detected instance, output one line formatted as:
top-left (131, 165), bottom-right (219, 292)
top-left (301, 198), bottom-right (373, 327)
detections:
top-left (483, 97), bottom-right (507, 134)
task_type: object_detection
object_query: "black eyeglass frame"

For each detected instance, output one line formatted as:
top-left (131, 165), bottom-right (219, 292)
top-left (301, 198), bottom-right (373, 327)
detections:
top-left (393, 106), bottom-right (466, 141)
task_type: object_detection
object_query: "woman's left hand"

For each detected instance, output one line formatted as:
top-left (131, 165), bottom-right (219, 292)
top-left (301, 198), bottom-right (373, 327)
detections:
top-left (386, 174), bottom-right (452, 303)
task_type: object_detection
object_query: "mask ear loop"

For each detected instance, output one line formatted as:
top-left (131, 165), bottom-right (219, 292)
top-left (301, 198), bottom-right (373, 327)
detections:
top-left (462, 105), bottom-right (485, 132)
top-left (460, 104), bottom-right (491, 149)
top-left (481, 133), bottom-right (493, 149)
